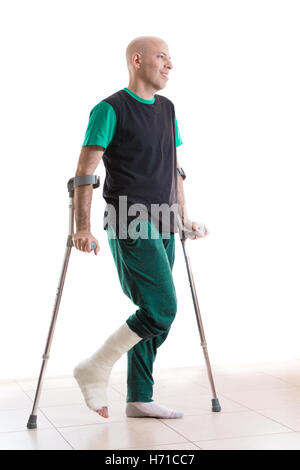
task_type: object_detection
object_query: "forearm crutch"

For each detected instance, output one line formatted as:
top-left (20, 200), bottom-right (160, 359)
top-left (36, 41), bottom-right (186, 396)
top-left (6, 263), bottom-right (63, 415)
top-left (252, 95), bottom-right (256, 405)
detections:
top-left (180, 226), bottom-right (221, 412)
top-left (27, 175), bottom-right (100, 429)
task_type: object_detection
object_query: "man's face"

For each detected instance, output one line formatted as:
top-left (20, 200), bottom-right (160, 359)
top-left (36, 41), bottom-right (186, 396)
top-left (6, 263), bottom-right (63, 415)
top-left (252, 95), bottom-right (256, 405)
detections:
top-left (139, 41), bottom-right (173, 91)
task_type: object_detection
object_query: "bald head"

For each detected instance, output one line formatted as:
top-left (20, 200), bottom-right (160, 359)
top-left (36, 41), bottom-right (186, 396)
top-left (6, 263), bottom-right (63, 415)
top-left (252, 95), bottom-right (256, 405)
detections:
top-left (126, 36), bottom-right (168, 72)
top-left (125, 36), bottom-right (172, 92)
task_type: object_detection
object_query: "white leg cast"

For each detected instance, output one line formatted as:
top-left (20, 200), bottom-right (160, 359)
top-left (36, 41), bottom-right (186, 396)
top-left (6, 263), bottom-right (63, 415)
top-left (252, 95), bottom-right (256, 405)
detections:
top-left (73, 323), bottom-right (142, 411)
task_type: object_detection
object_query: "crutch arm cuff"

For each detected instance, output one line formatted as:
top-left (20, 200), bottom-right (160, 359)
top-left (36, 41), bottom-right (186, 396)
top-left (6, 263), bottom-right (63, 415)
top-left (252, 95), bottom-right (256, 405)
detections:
top-left (67, 175), bottom-right (100, 197)
top-left (74, 175), bottom-right (100, 188)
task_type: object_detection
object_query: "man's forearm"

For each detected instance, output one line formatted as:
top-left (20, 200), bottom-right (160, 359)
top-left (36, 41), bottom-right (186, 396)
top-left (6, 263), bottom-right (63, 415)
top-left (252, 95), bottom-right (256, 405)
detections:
top-left (74, 184), bottom-right (93, 232)
top-left (177, 173), bottom-right (189, 226)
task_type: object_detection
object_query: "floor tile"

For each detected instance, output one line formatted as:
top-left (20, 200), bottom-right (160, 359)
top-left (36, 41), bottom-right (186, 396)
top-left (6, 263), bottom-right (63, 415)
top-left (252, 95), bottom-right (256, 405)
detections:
top-left (110, 381), bottom-right (127, 395)
top-left (155, 367), bottom-right (212, 388)
top-left (206, 372), bottom-right (294, 393)
top-left (17, 376), bottom-right (78, 392)
top-left (248, 360), bottom-right (300, 376)
top-left (154, 379), bottom-right (209, 393)
top-left (58, 419), bottom-right (188, 450)
top-left (0, 408), bottom-right (53, 433)
top-left (111, 369), bottom-right (211, 395)
top-left (160, 410), bottom-right (291, 441)
top-left (0, 428), bottom-right (72, 450)
top-left (41, 401), bottom-right (129, 427)
top-left (257, 406), bottom-right (300, 432)
top-left (262, 370), bottom-right (300, 387)
top-left (195, 432), bottom-right (300, 450)
top-left (221, 387), bottom-right (300, 410)
top-left (209, 360), bottom-right (300, 379)
top-left (0, 384), bottom-right (33, 411)
top-left (3, 362), bottom-right (300, 450)
top-left (153, 383), bottom-right (214, 400)
top-left (119, 442), bottom-right (201, 450)
top-left (156, 366), bottom-right (209, 379)
top-left (153, 391), bottom-right (246, 415)
top-left (26, 386), bottom-right (123, 407)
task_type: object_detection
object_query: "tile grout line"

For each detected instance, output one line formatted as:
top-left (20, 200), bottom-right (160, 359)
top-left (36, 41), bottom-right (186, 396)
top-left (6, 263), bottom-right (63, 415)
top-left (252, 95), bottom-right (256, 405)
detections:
top-left (154, 410), bottom-right (298, 445)
top-left (34, 404), bottom-right (75, 450)
top-left (116, 441), bottom-right (203, 450)
top-left (17, 386), bottom-right (76, 446)
top-left (216, 389), bottom-right (292, 414)
top-left (52, 425), bottom-right (75, 450)
top-left (57, 418), bottom-right (202, 449)
top-left (258, 371), bottom-right (300, 388)
top-left (156, 418), bottom-right (203, 450)
top-left (211, 391), bottom-right (299, 433)
top-left (188, 430), bottom-right (299, 445)
top-left (250, 409), bottom-right (300, 434)
top-left (20, 385), bottom-right (125, 410)
top-left (29, 405), bottom-right (75, 450)
top-left (109, 384), bottom-right (126, 398)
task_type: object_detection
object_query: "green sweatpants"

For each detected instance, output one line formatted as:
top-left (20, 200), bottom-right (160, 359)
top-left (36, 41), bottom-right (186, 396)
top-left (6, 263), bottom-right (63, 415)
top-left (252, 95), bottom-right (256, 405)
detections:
top-left (106, 220), bottom-right (177, 403)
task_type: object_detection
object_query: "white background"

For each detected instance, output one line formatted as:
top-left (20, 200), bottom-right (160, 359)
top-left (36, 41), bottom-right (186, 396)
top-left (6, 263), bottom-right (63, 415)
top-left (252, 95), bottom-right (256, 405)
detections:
top-left (1, 0), bottom-right (299, 380)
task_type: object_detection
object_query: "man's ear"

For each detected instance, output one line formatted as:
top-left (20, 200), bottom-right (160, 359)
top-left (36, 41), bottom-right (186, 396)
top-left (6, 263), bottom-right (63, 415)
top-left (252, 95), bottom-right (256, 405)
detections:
top-left (133, 52), bottom-right (142, 69)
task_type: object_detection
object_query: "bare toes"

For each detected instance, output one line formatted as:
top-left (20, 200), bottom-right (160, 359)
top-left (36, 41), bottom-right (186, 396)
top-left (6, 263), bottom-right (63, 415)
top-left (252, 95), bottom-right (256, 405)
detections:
top-left (96, 407), bottom-right (109, 418)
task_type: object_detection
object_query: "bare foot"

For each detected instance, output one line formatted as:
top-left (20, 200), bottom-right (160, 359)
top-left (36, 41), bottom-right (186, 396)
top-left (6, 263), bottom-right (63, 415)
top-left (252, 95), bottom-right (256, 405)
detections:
top-left (96, 406), bottom-right (109, 418)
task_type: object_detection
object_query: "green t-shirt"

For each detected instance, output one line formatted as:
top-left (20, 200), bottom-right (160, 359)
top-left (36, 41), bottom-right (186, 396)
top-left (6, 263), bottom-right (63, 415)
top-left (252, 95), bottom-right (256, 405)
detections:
top-left (82, 87), bottom-right (183, 148)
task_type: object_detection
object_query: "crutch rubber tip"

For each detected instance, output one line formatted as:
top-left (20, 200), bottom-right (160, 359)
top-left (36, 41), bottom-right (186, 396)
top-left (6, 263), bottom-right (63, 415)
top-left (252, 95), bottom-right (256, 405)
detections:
top-left (211, 398), bottom-right (221, 412)
top-left (27, 414), bottom-right (37, 429)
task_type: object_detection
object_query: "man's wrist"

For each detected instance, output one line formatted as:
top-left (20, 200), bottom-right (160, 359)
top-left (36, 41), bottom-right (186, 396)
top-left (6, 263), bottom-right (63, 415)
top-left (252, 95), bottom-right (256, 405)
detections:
top-left (181, 206), bottom-right (189, 225)
top-left (76, 226), bottom-right (91, 233)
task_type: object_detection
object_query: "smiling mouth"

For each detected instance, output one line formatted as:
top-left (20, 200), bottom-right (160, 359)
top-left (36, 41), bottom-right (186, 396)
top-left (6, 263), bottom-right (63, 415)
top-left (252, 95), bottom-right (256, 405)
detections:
top-left (161, 72), bottom-right (169, 79)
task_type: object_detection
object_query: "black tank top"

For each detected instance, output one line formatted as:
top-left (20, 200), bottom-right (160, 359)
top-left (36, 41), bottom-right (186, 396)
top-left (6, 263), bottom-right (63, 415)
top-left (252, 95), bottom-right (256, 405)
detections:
top-left (102, 89), bottom-right (178, 234)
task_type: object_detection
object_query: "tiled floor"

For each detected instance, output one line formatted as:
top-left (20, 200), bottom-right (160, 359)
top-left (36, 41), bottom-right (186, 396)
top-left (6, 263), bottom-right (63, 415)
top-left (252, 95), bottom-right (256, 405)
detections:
top-left (1, 360), bottom-right (300, 450)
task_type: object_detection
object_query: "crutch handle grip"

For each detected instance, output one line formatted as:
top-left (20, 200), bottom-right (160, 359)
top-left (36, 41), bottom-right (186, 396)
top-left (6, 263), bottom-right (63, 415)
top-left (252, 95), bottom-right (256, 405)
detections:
top-left (183, 227), bottom-right (206, 239)
top-left (68, 238), bottom-right (97, 252)
top-left (185, 230), bottom-right (201, 237)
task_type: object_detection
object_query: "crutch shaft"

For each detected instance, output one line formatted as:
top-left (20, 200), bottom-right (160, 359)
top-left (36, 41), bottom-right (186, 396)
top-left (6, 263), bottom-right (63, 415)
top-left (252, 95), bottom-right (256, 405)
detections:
top-left (27, 199), bottom-right (75, 429)
top-left (181, 239), bottom-right (221, 411)
top-left (27, 243), bottom-right (73, 427)
top-left (182, 241), bottom-right (217, 396)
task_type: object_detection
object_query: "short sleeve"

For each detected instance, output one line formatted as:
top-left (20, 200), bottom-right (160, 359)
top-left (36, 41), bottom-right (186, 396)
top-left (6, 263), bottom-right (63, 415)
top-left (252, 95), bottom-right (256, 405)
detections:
top-left (174, 112), bottom-right (183, 147)
top-left (82, 101), bottom-right (117, 148)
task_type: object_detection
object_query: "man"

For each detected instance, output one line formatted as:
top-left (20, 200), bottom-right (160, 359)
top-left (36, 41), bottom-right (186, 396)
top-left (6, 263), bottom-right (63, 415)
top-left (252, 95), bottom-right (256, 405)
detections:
top-left (72, 36), bottom-right (209, 419)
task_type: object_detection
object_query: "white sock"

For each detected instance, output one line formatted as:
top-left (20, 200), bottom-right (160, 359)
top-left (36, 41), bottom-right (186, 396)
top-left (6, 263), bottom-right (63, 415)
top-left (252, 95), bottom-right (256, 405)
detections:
top-left (73, 323), bottom-right (141, 411)
top-left (126, 401), bottom-right (183, 418)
